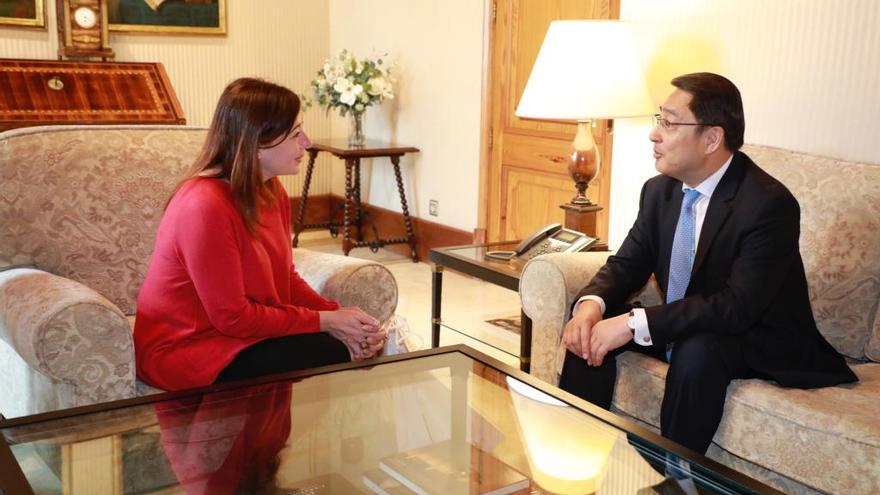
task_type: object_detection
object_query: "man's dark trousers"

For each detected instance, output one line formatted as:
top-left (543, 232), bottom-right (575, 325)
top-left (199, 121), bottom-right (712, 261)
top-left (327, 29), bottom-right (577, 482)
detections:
top-left (559, 326), bottom-right (765, 454)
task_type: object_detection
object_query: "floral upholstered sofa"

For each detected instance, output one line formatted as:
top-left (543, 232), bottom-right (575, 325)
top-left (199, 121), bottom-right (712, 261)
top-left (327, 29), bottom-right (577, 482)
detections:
top-left (0, 125), bottom-right (398, 420)
top-left (519, 144), bottom-right (880, 495)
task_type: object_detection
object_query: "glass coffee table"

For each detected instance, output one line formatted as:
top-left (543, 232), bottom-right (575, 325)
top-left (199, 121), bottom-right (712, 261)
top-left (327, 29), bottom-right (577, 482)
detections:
top-left (0, 345), bottom-right (780, 494)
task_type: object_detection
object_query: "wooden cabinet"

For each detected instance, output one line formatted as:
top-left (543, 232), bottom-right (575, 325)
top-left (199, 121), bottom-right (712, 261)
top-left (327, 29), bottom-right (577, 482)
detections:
top-left (0, 58), bottom-right (185, 131)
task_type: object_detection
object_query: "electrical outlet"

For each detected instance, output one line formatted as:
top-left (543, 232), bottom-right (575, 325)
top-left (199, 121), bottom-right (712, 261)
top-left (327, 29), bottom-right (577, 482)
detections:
top-left (429, 199), bottom-right (439, 216)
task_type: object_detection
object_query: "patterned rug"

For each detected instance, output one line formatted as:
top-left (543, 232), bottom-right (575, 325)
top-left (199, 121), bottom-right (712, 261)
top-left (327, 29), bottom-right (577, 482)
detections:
top-left (485, 315), bottom-right (521, 335)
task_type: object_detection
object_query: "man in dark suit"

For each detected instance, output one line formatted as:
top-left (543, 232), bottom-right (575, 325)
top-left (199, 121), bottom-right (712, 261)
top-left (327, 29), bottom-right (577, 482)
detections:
top-left (559, 72), bottom-right (857, 456)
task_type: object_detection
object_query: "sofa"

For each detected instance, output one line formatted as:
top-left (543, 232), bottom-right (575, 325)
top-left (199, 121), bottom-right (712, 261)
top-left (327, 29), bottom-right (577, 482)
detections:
top-left (519, 144), bottom-right (880, 495)
top-left (0, 125), bottom-right (398, 420)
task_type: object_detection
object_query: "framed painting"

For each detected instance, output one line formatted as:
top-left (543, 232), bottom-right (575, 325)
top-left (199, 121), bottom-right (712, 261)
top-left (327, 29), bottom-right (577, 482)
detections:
top-left (108, 0), bottom-right (225, 35)
top-left (0, 0), bottom-right (45, 28)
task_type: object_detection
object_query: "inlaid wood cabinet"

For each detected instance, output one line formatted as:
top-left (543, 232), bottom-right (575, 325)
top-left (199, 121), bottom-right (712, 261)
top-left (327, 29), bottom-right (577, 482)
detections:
top-left (0, 58), bottom-right (185, 131)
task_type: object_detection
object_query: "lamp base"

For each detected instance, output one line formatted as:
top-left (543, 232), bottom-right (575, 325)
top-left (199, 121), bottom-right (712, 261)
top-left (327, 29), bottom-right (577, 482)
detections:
top-left (560, 202), bottom-right (602, 237)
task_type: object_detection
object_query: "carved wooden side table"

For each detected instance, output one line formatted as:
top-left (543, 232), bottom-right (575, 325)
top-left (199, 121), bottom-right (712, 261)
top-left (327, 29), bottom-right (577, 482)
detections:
top-left (293, 139), bottom-right (420, 261)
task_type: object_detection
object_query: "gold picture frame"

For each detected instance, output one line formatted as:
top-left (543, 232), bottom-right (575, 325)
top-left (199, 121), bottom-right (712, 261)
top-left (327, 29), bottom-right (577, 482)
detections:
top-left (0, 0), bottom-right (46, 28)
top-left (108, 0), bottom-right (225, 35)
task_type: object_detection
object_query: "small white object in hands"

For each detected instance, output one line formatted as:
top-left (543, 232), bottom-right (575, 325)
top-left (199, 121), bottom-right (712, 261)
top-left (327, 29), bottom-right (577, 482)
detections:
top-left (380, 314), bottom-right (423, 356)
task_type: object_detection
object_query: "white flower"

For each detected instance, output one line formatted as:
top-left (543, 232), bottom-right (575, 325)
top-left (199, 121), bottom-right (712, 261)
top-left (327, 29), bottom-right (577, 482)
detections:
top-left (339, 84), bottom-right (363, 106)
top-left (367, 77), bottom-right (386, 96)
top-left (333, 77), bottom-right (352, 93)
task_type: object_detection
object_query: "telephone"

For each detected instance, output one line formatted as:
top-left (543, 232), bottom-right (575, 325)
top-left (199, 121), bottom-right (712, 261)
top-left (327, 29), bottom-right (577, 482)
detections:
top-left (486, 223), bottom-right (597, 261)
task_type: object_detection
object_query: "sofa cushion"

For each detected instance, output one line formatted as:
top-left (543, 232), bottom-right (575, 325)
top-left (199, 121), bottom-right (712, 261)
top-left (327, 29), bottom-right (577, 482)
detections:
top-left (0, 268), bottom-right (136, 415)
top-left (612, 352), bottom-right (880, 494)
top-left (742, 145), bottom-right (880, 360)
top-left (0, 125), bottom-right (207, 315)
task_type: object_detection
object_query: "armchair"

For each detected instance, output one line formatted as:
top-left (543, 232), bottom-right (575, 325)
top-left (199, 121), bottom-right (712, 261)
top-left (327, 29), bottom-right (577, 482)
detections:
top-left (519, 144), bottom-right (880, 494)
top-left (0, 125), bottom-right (397, 419)
top-left (520, 146), bottom-right (880, 494)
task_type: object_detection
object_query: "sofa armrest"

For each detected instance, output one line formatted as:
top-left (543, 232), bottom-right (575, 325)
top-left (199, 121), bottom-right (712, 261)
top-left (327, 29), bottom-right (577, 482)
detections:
top-left (519, 251), bottom-right (663, 385)
top-left (519, 251), bottom-right (611, 384)
top-left (0, 268), bottom-right (136, 411)
top-left (293, 249), bottom-right (398, 323)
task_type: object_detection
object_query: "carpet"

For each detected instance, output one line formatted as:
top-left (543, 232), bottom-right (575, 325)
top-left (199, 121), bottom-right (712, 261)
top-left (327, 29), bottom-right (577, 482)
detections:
top-left (485, 315), bottom-right (521, 335)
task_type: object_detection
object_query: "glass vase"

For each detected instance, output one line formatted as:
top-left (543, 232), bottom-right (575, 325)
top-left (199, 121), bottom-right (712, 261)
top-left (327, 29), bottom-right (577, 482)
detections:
top-left (348, 111), bottom-right (366, 147)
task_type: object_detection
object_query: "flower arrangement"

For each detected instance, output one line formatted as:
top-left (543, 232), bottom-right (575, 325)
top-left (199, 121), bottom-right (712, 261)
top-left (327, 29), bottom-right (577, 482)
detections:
top-left (308, 49), bottom-right (394, 117)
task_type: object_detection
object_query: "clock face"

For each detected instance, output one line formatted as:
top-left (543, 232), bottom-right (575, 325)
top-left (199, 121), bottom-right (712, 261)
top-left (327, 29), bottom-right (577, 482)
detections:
top-left (73, 6), bottom-right (98, 29)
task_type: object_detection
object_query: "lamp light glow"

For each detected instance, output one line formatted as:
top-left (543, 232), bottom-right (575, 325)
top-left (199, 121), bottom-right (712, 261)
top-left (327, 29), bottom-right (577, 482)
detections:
top-left (515, 20), bottom-right (653, 207)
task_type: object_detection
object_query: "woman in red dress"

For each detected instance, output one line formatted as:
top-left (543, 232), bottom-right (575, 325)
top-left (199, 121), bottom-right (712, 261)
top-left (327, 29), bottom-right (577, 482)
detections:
top-left (135, 77), bottom-right (385, 391)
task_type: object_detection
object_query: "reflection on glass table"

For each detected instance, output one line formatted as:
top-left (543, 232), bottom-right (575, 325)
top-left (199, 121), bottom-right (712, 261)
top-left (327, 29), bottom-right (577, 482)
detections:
top-left (0, 346), bottom-right (780, 495)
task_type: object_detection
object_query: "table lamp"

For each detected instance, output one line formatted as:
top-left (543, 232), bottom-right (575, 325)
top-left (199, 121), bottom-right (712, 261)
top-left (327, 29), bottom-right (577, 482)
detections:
top-left (516, 20), bottom-right (653, 235)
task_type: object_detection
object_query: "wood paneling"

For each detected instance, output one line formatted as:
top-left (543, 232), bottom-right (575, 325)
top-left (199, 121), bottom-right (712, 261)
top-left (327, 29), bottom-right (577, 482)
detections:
top-left (502, 168), bottom-right (572, 240)
top-left (486, 0), bottom-right (619, 242)
top-left (289, 194), bottom-right (336, 228)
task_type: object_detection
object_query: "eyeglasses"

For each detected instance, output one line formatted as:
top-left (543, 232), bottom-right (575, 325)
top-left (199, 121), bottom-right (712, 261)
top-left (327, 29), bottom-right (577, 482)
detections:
top-left (652, 114), bottom-right (712, 131)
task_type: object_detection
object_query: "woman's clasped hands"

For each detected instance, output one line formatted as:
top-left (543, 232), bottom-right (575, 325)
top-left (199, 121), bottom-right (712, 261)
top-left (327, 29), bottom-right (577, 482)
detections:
top-left (319, 307), bottom-right (386, 360)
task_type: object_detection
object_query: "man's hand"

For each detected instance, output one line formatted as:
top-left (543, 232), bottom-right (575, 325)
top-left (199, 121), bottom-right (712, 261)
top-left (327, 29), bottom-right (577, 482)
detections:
top-left (588, 313), bottom-right (633, 366)
top-left (562, 300), bottom-right (603, 362)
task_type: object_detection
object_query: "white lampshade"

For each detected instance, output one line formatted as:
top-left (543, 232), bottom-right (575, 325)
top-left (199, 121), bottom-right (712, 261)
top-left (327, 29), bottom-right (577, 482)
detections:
top-left (516, 20), bottom-right (653, 121)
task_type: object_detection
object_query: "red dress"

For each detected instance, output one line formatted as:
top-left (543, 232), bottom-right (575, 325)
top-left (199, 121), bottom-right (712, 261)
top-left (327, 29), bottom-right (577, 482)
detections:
top-left (134, 178), bottom-right (338, 390)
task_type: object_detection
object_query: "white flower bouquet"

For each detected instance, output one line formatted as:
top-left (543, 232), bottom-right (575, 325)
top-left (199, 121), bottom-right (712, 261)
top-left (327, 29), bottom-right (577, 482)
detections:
top-left (308, 49), bottom-right (394, 117)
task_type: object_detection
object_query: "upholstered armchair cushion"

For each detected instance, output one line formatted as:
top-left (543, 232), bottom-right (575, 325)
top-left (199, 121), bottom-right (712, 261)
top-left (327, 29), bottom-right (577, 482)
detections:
top-left (293, 248), bottom-right (398, 324)
top-left (612, 351), bottom-right (880, 494)
top-left (0, 125), bottom-right (207, 315)
top-left (744, 145), bottom-right (880, 359)
top-left (519, 251), bottom-right (662, 385)
top-left (0, 268), bottom-right (135, 418)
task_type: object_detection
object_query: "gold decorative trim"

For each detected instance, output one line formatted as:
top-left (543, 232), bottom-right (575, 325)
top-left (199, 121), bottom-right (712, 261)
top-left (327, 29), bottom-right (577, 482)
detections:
top-left (109, 0), bottom-right (226, 35)
top-left (0, 0), bottom-right (46, 28)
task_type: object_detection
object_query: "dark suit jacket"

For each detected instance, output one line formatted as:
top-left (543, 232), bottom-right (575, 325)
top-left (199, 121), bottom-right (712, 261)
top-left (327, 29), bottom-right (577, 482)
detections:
top-left (579, 151), bottom-right (857, 388)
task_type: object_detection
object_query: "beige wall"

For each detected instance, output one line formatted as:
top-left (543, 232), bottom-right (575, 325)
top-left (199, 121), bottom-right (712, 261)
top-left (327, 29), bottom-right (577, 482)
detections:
top-left (327, 0), bottom-right (485, 232)
top-left (0, 0), bottom-right (333, 197)
top-left (607, 0), bottom-right (880, 247)
top-left (5, 1), bottom-right (878, 240)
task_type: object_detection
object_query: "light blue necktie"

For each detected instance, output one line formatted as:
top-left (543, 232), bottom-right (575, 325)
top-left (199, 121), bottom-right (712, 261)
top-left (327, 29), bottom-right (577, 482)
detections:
top-left (665, 188), bottom-right (701, 361)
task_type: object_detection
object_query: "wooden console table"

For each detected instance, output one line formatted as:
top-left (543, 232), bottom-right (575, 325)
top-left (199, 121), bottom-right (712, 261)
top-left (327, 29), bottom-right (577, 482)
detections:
top-left (293, 139), bottom-right (420, 261)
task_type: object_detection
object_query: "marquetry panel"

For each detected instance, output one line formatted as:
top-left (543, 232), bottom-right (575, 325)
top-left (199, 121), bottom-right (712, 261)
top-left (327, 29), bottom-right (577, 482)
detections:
top-left (0, 58), bottom-right (184, 130)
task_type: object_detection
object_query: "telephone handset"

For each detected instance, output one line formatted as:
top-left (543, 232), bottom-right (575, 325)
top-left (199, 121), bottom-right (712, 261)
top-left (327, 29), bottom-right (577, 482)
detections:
top-left (486, 223), bottom-right (597, 261)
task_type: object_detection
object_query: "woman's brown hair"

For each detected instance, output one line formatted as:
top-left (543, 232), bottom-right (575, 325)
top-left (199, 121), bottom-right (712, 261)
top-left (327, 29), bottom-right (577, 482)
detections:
top-left (171, 77), bottom-right (301, 235)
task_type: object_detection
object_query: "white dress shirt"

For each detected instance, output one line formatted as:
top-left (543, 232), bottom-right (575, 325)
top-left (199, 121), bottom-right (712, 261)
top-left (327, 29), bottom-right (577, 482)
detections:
top-left (575, 154), bottom-right (733, 346)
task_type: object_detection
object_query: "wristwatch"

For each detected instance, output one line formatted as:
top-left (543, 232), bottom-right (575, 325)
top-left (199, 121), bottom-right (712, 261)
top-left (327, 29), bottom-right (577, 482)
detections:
top-left (626, 310), bottom-right (637, 335)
